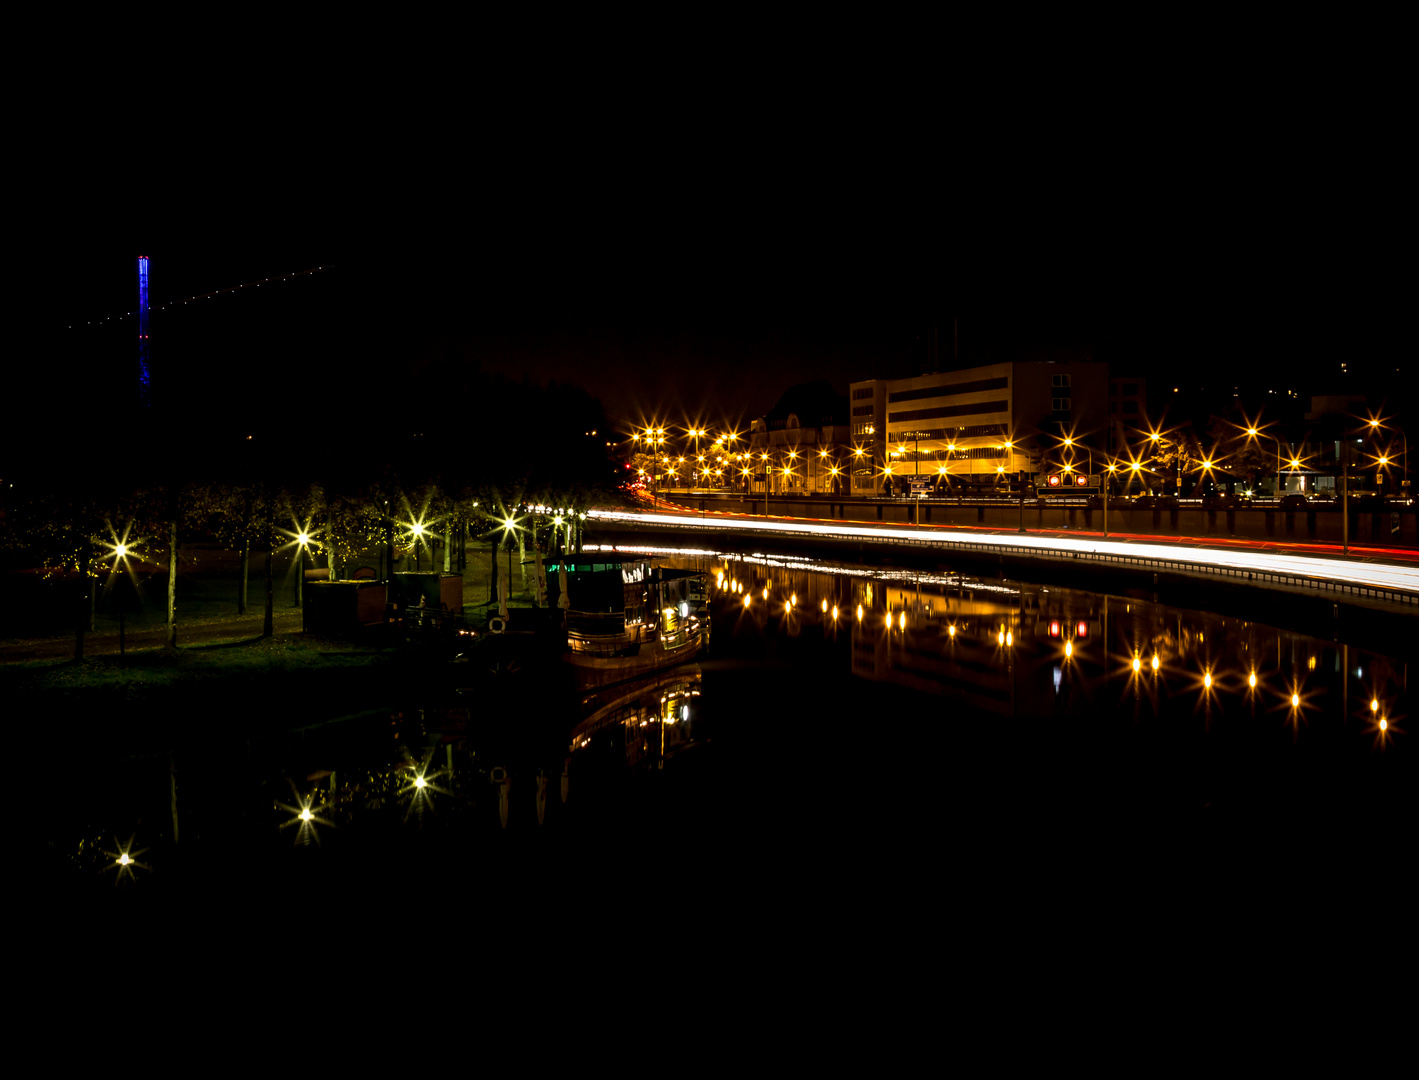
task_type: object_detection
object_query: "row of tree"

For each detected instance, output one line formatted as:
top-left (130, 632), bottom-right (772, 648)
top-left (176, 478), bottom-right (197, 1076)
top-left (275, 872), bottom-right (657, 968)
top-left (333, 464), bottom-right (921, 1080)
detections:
top-left (0, 474), bottom-right (608, 661)
top-left (1, 369), bottom-right (621, 659)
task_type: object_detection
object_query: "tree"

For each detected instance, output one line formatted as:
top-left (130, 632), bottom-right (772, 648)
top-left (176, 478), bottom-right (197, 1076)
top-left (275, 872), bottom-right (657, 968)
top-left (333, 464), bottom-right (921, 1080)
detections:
top-left (0, 481), bottom-right (134, 661)
top-left (1207, 415), bottom-right (1278, 494)
top-left (126, 483), bottom-right (208, 652)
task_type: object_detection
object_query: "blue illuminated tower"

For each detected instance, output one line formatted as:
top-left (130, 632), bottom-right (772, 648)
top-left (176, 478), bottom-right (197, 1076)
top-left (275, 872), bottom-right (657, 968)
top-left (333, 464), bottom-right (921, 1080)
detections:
top-left (138, 256), bottom-right (151, 406)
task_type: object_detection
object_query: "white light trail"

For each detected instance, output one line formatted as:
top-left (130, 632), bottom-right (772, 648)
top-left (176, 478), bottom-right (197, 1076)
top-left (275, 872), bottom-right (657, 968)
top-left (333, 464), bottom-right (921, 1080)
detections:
top-left (587, 509), bottom-right (1419, 596)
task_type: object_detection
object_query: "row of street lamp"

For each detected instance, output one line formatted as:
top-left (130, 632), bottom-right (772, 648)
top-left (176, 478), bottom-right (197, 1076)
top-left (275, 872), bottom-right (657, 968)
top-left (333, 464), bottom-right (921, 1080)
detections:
top-left (630, 412), bottom-right (1408, 500)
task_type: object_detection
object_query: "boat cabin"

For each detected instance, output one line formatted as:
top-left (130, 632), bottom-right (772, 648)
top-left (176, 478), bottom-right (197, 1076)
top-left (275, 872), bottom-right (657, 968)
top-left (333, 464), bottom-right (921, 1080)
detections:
top-left (547, 552), bottom-right (709, 658)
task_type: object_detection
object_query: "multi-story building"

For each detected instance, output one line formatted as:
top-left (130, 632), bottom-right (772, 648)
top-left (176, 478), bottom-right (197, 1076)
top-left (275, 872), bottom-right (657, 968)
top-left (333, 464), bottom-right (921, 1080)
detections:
top-left (849, 361), bottom-right (1110, 494)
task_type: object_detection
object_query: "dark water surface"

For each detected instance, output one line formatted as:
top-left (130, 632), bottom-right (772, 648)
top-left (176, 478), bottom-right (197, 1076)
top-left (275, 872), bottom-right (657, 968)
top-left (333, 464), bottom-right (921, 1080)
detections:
top-left (43, 543), bottom-right (1412, 910)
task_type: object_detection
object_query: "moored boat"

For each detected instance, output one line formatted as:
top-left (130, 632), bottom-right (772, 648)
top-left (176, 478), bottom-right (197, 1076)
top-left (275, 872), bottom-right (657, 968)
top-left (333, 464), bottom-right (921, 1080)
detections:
top-left (549, 553), bottom-right (710, 687)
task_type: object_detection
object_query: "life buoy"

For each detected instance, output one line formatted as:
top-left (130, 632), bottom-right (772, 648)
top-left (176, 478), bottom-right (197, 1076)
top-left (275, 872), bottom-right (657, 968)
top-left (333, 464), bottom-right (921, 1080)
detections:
top-left (489, 617), bottom-right (506, 634)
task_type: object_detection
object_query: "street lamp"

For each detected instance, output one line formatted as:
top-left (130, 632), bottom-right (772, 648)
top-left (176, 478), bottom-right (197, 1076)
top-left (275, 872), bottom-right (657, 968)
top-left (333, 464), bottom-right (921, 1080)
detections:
top-left (1104, 463), bottom-right (1118, 535)
top-left (1244, 424), bottom-right (1285, 495)
top-left (1364, 414), bottom-right (1408, 497)
top-left (292, 527), bottom-right (316, 607)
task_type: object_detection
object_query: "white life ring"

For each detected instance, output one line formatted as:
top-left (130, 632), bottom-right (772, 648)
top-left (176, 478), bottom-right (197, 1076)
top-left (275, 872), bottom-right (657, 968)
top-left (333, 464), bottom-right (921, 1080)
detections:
top-left (489, 617), bottom-right (506, 634)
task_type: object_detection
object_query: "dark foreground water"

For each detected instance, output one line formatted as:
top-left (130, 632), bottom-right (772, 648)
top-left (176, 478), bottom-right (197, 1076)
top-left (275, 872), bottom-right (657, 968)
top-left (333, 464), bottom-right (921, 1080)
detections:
top-left (40, 543), bottom-right (1412, 913)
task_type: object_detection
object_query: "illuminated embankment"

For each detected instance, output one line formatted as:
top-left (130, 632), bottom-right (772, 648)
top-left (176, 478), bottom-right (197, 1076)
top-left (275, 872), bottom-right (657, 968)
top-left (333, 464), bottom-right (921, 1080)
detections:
top-left (588, 507), bottom-right (1419, 606)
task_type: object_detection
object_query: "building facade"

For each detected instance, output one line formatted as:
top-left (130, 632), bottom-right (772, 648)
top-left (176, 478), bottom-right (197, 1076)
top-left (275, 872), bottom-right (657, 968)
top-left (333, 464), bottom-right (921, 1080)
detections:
top-left (849, 361), bottom-right (1110, 494)
top-left (746, 381), bottom-right (853, 496)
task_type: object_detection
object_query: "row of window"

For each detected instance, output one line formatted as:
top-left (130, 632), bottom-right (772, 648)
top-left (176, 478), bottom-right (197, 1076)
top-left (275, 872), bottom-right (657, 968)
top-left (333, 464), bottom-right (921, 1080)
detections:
top-left (851, 404), bottom-right (874, 417)
top-left (852, 387), bottom-right (875, 400)
top-left (886, 423), bottom-right (1006, 442)
top-left (886, 376), bottom-right (1009, 404)
top-left (939, 445), bottom-right (1008, 460)
top-left (884, 444), bottom-right (1012, 462)
top-left (1051, 397), bottom-right (1072, 411)
top-left (889, 399), bottom-right (1009, 424)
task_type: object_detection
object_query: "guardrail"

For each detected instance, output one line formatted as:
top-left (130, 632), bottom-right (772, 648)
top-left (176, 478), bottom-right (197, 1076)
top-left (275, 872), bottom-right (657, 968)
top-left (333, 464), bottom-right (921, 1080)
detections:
top-left (597, 513), bottom-right (1418, 607)
top-left (659, 490), bottom-right (1414, 510)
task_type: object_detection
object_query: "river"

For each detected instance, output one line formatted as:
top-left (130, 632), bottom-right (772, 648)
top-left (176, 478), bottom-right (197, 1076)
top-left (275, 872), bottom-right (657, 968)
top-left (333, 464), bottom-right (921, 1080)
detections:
top-left (42, 540), bottom-right (1412, 907)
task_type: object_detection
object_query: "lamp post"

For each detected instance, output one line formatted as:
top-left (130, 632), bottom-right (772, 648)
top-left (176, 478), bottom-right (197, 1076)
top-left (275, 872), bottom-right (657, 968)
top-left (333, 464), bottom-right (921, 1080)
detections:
top-left (761, 451), bottom-right (772, 517)
top-left (1144, 431), bottom-right (1165, 495)
top-left (1367, 417), bottom-right (1409, 497)
top-left (1245, 426), bottom-right (1284, 495)
top-left (1060, 435), bottom-right (1092, 484)
top-left (1104, 464), bottom-right (1117, 537)
top-left (1342, 436), bottom-right (1350, 555)
top-left (294, 530), bottom-right (312, 607)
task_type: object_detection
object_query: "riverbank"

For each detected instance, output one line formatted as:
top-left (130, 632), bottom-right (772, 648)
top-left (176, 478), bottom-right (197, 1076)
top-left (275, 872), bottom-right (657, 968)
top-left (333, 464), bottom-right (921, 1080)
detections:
top-left (589, 516), bottom-right (1419, 663)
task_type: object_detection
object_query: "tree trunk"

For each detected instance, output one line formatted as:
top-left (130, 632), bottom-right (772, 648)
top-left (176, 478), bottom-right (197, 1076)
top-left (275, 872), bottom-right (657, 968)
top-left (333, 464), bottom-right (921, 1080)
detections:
top-left (75, 550), bottom-right (89, 661)
top-left (169, 751), bottom-right (180, 846)
top-left (328, 541), bottom-right (340, 583)
top-left (89, 575), bottom-right (97, 632)
top-left (263, 545), bottom-right (274, 637)
top-left (518, 531), bottom-right (527, 590)
top-left (489, 535), bottom-right (499, 603)
top-left (165, 520), bottom-right (178, 651)
top-left (239, 538), bottom-right (250, 614)
top-left (444, 528), bottom-right (452, 573)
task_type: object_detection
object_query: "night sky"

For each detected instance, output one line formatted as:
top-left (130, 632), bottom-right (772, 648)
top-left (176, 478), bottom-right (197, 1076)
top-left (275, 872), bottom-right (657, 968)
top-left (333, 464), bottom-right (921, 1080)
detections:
top-left (20, 147), bottom-right (1404, 474)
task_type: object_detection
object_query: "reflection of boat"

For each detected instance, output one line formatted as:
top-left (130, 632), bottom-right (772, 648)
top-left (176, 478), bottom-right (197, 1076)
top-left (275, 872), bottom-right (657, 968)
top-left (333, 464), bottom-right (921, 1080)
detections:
top-left (551, 553), bottom-right (710, 688)
top-left (568, 665), bottom-right (703, 768)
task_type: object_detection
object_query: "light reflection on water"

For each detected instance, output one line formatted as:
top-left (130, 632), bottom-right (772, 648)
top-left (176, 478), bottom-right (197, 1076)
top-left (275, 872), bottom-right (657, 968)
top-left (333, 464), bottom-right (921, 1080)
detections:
top-left (51, 544), bottom-right (1410, 893)
top-left (665, 545), bottom-right (1408, 738)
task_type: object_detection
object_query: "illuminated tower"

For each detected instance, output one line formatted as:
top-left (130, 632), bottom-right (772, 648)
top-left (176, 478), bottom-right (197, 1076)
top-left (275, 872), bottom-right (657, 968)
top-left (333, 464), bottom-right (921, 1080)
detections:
top-left (138, 256), bottom-right (151, 406)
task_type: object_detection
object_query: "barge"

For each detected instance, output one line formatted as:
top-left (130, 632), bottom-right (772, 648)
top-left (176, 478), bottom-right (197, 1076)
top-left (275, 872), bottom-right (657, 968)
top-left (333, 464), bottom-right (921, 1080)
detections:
top-left (549, 552), bottom-right (710, 688)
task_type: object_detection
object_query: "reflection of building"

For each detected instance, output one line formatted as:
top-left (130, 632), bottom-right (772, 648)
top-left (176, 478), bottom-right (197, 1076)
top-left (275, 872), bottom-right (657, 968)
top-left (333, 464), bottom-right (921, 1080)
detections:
top-left (849, 361), bottom-right (1109, 494)
top-left (746, 381), bottom-right (852, 497)
top-left (849, 579), bottom-right (1110, 717)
